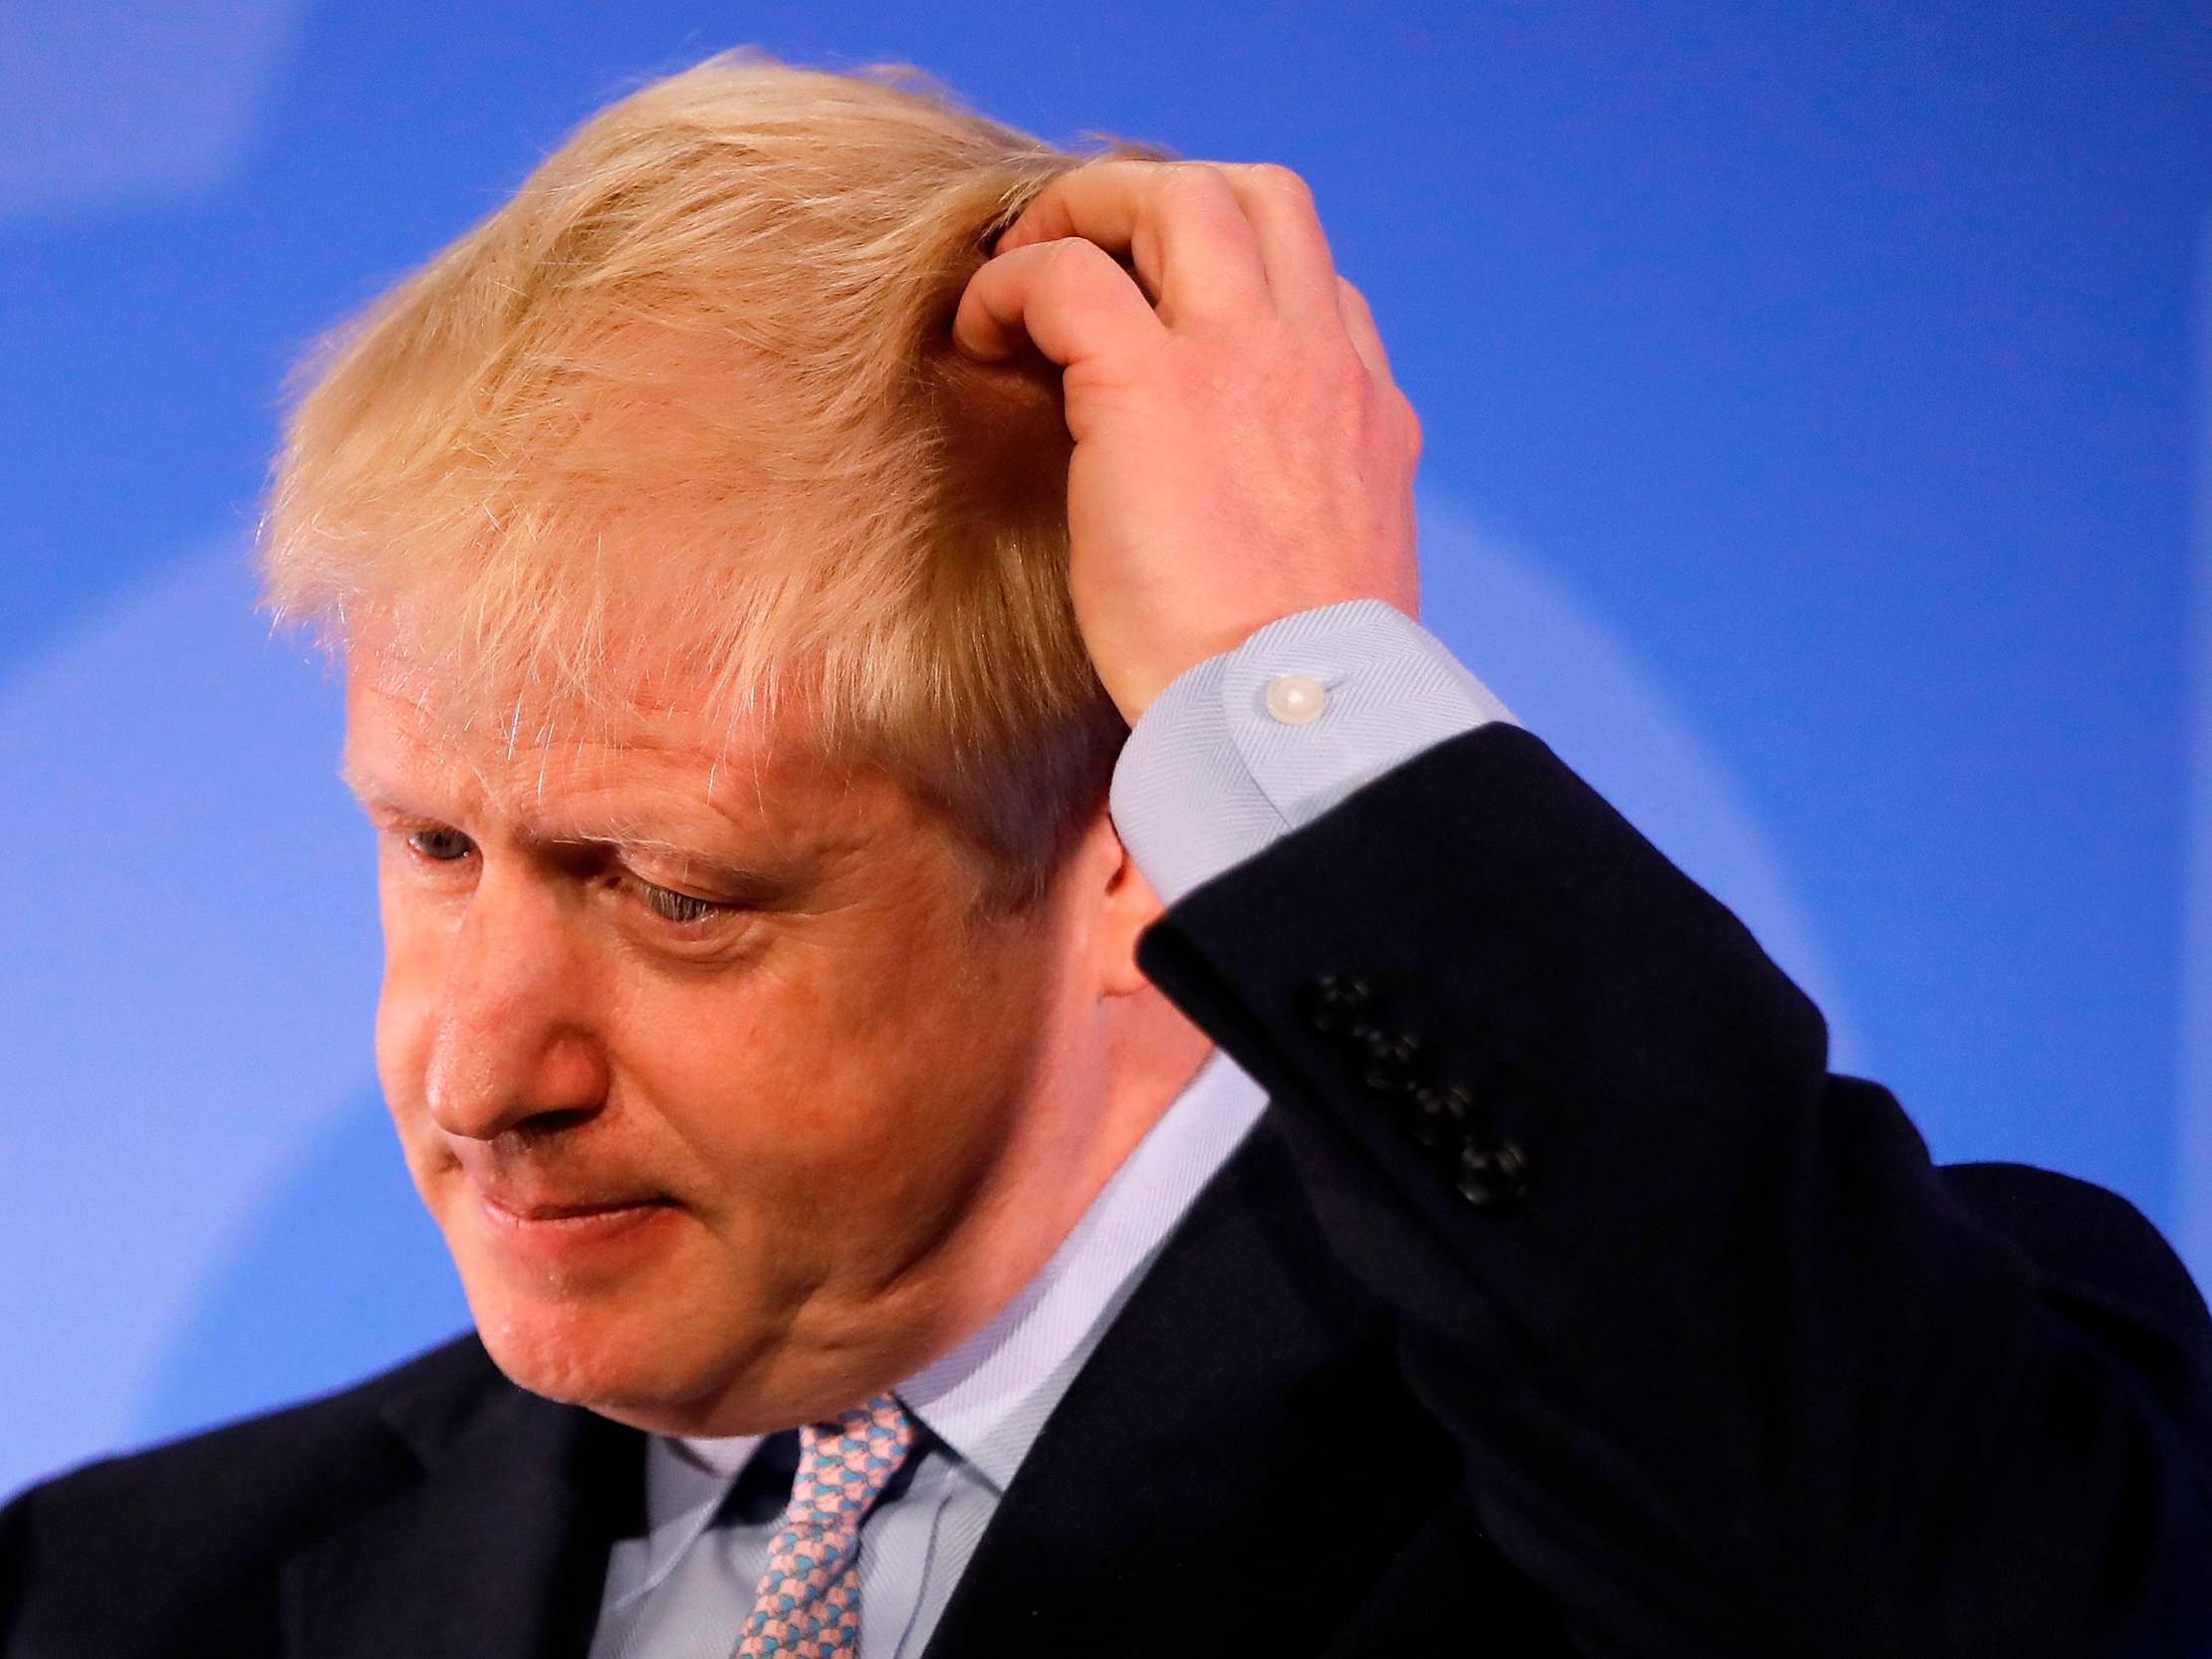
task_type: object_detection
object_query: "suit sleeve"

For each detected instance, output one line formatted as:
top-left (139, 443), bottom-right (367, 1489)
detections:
top-left (0, 1488), bottom-right (32, 1645)
top-left (1127, 718), bottom-right (2212, 1659)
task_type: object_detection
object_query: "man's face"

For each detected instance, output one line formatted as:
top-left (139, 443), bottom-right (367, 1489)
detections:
top-left (343, 646), bottom-right (1103, 1435)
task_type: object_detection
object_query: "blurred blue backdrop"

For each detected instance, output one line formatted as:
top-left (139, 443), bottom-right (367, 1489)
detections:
top-left (2, 2), bottom-right (2208, 1502)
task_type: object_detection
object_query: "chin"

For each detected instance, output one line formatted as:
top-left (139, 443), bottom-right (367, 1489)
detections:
top-left (473, 1295), bottom-right (652, 1407)
top-left (444, 1244), bottom-right (737, 1427)
top-left (470, 1277), bottom-right (912, 1438)
top-left (471, 1284), bottom-right (772, 1429)
top-left (432, 1197), bottom-right (927, 1436)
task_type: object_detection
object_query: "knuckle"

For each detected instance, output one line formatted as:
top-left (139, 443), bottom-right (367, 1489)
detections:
top-left (1394, 389), bottom-right (1424, 453)
top-left (1249, 161), bottom-right (1315, 206)
top-left (1042, 234), bottom-right (1106, 276)
top-left (1164, 160), bottom-right (1237, 203)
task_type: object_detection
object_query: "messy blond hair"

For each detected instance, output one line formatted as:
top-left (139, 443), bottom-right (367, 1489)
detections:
top-left (259, 49), bottom-right (1159, 912)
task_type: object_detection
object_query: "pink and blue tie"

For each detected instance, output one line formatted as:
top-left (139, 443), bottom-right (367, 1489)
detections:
top-left (733, 1394), bottom-right (915, 1659)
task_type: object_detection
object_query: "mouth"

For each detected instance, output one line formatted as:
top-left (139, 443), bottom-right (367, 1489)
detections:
top-left (469, 1185), bottom-right (681, 1259)
top-left (482, 1194), bottom-right (671, 1222)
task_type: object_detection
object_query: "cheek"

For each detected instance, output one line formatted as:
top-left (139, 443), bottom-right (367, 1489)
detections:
top-left (637, 916), bottom-right (1058, 1229)
top-left (371, 896), bottom-right (447, 1141)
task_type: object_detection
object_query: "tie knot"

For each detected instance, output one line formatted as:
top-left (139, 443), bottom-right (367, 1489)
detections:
top-left (788, 1394), bottom-right (914, 1536)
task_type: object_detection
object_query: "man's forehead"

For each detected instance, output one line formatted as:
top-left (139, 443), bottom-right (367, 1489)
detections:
top-left (339, 651), bottom-right (852, 834)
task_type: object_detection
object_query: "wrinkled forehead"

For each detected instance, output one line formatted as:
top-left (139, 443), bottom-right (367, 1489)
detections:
top-left (337, 611), bottom-right (856, 838)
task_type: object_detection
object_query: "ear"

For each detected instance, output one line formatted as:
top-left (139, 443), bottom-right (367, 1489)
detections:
top-left (1073, 808), bottom-right (1168, 1000)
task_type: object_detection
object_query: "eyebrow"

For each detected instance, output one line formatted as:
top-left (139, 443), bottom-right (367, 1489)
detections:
top-left (336, 757), bottom-right (393, 807)
top-left (336, 758), bottom-right (798, 881)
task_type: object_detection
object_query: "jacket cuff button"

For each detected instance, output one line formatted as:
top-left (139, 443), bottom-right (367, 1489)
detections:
top-left (1455, 1139), bottom-right (1530, 1208)
top-left (1297, 974), bottom-right (1375, 1036)
top-left (1405, 1082), bottom-right (1473, 1147)
top-left (1357, 1029), bottom-right (1424, 1094)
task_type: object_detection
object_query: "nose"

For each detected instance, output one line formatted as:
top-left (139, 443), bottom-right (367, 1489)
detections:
top-left (420, 863), bottom-right (611, 1142)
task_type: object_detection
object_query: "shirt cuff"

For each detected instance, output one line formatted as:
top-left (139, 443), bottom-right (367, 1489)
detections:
top-left (1107, 597), bottom-right (1519, 905)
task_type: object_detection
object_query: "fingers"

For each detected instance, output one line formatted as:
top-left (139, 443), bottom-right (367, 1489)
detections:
top-left (952, 234), bottom-right (1167, 367)
top-left (1335, 276), bottom-right (1393, 380)
top-left (1204, 162), bottom-right (1343, 321)
top-left (995, 158), bottom-right (1351, 327)
top-left (963, 155), bottom-right (1390, 388)
top-left (993, 159), bottom-right (1272, 325)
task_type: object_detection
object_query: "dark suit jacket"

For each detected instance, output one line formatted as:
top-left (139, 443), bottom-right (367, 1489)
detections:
top-left (7, 725), bottom-right (2212, 1657)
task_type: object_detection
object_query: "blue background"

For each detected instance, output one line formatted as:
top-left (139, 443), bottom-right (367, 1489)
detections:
top-left (3, 2), bottom-right (2208, 1501)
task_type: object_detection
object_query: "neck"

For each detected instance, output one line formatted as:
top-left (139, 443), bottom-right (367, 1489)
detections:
top-left (936, 981), bottom-right (1214, 1344)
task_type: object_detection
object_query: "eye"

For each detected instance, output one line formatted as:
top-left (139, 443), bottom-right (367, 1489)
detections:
top-left (631, 878), bottom-right (733, 927)
top-left (405, 826), bottom-right (476, 862)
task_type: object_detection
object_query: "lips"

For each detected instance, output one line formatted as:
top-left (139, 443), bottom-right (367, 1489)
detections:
top-left (479, 1191), bottom-right (668, 1222)
top-left (452, 1147), bottom-right (672, 1220)
top-left (451, 1152), bottom-right (677, 1252)
top-left (465, 1181), bottom-right (679, 1268)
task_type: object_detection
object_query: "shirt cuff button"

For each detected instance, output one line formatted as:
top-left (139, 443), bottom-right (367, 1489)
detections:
top-left (1264, 672), bottom-right (1328, 726)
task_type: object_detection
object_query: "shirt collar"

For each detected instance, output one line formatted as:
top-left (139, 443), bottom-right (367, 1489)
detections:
top-left (893, 1044), bottom-right (1268, 1493)
top-left (661, 1044), bottom-right (1268, 1499)
top-left (609, 1430), bottom-right (763, 1609)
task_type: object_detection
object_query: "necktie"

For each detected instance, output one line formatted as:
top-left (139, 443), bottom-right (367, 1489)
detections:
top-left (732, 1394), bottom-right (915, 1659)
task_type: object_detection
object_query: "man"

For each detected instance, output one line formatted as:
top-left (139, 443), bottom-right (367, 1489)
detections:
top-left (4, 48), bottom-right (2210, 1659)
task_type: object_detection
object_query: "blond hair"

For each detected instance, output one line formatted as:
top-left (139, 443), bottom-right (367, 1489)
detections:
top-left (260, 49), bottom-right (1161, 912)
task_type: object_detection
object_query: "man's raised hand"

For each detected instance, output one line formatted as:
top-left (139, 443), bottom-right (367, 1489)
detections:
top-left (952, 158), bottom-right (1423, 727)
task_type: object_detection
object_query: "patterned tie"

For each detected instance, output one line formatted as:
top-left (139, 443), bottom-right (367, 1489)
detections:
top-left (732, 1394), bottom-right (915, 1659)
